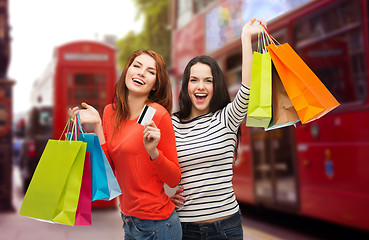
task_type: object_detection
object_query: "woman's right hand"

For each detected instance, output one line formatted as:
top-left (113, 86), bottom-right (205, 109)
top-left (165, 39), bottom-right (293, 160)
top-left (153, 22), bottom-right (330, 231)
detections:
top-left (69, 102), bottom-right (101, 125)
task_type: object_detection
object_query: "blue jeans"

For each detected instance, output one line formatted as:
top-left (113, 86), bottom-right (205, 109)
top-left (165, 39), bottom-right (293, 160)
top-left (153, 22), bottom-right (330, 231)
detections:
top-left (181, 211), bottom-right (243, 240)
top-left (121, 210), bottom-right (182, 240)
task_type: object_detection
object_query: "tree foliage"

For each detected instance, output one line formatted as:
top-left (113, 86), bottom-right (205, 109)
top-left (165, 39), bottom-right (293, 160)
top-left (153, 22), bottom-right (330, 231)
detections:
top-left (117, 0), bottom-right (171, 69)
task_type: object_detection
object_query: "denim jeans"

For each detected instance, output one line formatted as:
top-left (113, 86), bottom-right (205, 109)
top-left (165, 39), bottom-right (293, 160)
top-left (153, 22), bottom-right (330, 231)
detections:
top-left (181, 211), bottom-right (243, 240)
top-left (121, 210), bottom-right (182, 240)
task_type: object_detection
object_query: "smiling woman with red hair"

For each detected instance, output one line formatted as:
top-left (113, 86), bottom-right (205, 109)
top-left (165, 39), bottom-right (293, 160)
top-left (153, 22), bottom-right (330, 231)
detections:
top-left (71, 49), bottom-right (182, 240)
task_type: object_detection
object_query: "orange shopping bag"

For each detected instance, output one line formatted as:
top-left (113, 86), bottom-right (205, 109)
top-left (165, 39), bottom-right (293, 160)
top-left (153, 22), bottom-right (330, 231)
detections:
top-left (261, 25), bottom-right (340, 124)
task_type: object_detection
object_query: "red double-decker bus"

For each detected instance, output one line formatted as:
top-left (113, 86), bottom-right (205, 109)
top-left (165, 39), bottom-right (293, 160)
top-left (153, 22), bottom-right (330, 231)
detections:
top-left (170, 0), bottom-right (369, 231)
top-left (20, 40), bottom-right (117, 207)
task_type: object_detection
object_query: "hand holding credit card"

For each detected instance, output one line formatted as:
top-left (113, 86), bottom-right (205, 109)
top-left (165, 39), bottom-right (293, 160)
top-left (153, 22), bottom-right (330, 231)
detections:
top-left (137, 105), bottom-right (156, 126)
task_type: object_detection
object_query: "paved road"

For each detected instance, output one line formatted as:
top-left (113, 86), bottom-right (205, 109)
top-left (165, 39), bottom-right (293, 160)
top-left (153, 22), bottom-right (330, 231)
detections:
top-left (0, 166), bottom-right (290, 240)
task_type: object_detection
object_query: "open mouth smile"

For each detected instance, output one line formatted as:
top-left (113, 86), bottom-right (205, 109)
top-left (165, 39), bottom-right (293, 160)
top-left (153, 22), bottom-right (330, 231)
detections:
top-left (133, 78), bottom-right (145, 85)
top-left (194, 93), bottom-right (208, 103)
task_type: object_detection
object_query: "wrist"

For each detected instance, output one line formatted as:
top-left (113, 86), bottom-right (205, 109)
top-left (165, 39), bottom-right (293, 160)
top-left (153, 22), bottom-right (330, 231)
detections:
top-left (93, 121), bottom-right (102, 133)
top-left (149, 149), bottom-right (159, 161)
top-left (241, 31), bottom-right (252, 40)
top-left (93, 119), bottom-right (101, 126)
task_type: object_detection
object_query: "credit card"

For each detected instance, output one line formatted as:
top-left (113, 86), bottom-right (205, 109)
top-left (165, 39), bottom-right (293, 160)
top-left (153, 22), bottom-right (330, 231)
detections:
top-left (137, 105), bottom-right (156, 126)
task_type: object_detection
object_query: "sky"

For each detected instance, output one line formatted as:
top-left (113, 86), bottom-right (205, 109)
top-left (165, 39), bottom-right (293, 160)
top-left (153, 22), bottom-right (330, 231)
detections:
top-left (8, 0), bottom-right (143, 115)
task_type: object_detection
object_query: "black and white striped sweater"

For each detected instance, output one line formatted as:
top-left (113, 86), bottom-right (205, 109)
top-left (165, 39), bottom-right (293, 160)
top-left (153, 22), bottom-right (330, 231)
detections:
top-left (172, 84), bottom-right (250, 222)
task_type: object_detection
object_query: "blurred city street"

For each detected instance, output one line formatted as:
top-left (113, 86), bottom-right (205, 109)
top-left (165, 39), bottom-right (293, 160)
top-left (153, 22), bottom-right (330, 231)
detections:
top-left (3, 165), bottom-right (369, 239)
top-left (2, 0), bottom-right (369, 239)
top-left (0, 167), bottom-right (271, 240)
top-left (0, 208), bottom-right (123, 240)
top-left (0, 167), bottom-right (124, 240)
top-left (0, 166), bottom-right (301, 240)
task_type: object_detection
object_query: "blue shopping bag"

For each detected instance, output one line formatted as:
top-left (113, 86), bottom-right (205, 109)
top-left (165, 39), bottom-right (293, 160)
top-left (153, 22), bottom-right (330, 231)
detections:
top-left (76, 114), bottom-right (122, 201)
top-left (100, 146), bottom-right (122, 200)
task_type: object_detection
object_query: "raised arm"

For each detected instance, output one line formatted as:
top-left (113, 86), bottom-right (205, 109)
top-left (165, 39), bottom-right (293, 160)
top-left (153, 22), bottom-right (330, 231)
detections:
top-left (241, 18), bottom-right (267, 87)
top-left (219, 18), bottom-right (267, 132)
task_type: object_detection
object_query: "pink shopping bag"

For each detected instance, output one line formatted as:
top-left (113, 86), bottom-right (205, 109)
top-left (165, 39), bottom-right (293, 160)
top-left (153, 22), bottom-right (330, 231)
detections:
top-left (74, 152), bottom-right (92, 225)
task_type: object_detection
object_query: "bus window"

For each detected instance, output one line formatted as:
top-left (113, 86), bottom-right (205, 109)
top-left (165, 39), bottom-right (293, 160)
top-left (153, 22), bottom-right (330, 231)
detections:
top-left (271, 28), bottom-right (288, 44)
top-left (225, 52), bottom-right (242, 99)
top-left (293, 0), bottom-right (367, 103)
top-left (177, 0), bottom-right (193, 29)
top-left (194, 0), bottom-right (216, 14)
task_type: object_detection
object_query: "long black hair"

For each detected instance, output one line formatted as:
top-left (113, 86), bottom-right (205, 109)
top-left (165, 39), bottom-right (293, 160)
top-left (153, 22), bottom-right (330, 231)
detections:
top-left (174, 55), bottom-right (241, 161)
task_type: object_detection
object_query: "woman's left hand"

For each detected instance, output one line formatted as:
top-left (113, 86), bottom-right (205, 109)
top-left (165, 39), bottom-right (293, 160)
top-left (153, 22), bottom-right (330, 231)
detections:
top-left (143, 120), bottom-right (160, 160)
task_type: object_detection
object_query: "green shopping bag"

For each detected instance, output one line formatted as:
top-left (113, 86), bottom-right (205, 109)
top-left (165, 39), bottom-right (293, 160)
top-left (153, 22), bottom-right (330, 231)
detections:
top-left (246, 28), bottom-right (272, 128)
top-left (19, 118), bottom-right (87, 226)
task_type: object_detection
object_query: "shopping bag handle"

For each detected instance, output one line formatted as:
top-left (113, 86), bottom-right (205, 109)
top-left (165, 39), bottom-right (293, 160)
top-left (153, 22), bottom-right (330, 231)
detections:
top-left (258, 25), bottom-right (271, 53)
top-left (76, 113), bottom-right (86, 138)
top-left (70, 115), bottom-right (79, 141)
top-left (257, 24), bottom-right (274, 53)
top-left (58, 116), bottom-right (77, 144)
top-left (58, 116), bottom-right (71, 142)
top-left (259, 23), bottom-right (280, 46)
top-left (257, 30), bottom-right (263, 53)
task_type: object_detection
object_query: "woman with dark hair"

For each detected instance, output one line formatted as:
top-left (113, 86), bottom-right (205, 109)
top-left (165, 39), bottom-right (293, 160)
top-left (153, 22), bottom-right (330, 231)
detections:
top-left (170, 18), bottom-right (266, 239)
top-left (71, 49), bottom-right (182, 240)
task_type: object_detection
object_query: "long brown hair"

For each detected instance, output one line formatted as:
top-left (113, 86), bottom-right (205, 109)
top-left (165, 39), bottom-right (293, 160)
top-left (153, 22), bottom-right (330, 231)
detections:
top-left (112, 49), bottom-right (172, 134)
